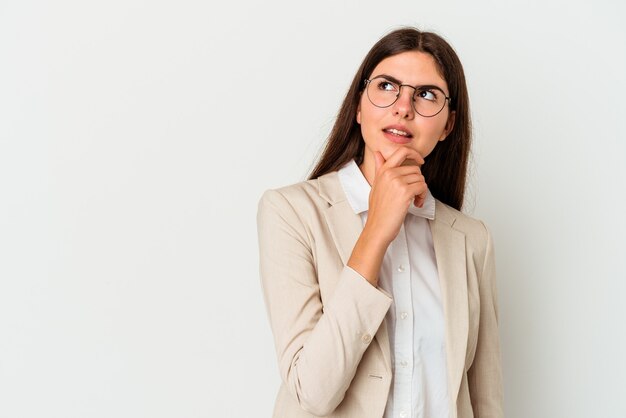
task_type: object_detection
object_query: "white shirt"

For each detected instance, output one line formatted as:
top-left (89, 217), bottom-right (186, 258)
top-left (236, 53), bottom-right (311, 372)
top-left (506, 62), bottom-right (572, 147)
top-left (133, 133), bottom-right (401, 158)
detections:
top-left (337, 159), bottom-right (450, 418)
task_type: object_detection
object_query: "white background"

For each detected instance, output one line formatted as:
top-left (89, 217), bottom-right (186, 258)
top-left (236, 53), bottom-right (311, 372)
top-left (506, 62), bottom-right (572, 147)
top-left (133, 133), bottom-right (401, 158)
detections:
top-left (1, 0), bottom-right (625, 417)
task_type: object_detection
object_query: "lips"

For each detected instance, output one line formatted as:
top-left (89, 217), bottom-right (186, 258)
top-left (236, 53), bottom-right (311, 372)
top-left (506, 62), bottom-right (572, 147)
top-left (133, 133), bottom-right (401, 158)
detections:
top-left (383, 128), bottom-right (412, 137)
top-left (382, 124), bottom-right (413, 144)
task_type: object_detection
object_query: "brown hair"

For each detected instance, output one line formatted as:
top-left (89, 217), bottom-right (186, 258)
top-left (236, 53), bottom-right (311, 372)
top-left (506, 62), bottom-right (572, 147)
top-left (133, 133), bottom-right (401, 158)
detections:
top-left (308, 27), bottom-right (471, 211)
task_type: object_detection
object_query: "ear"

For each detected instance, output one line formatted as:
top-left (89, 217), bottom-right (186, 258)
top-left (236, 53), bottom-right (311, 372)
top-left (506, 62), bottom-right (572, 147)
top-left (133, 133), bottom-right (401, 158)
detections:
top-left (439, 110), bottom-right (456, 141)
top-left (356, 101), bottom-right (361, 125)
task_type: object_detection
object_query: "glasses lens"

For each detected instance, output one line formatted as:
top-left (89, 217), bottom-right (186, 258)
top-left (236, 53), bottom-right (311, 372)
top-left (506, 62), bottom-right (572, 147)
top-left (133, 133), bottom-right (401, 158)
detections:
top-left (366, 77), bottom-right (448, 117)
top-left (366, 78), bottom-right (400, 108)
top-left (413, 88), bottom-right (446, 117)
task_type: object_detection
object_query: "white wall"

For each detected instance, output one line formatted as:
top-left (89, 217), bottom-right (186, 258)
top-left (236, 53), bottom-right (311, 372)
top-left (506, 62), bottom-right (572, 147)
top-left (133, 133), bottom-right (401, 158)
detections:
top-left (1, 1), bottom-right (625, 417)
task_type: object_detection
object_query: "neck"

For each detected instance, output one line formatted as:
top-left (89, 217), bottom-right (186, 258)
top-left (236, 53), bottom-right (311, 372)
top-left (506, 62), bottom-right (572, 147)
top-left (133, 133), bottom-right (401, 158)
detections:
top-left (358, 152), bottom-right (375, 186)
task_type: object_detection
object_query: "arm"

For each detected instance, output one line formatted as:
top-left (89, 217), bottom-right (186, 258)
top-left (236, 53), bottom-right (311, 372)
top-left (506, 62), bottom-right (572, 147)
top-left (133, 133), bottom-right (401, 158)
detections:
top-left (467, 222), bottom-right (504, 418)
top-left (257, 189), bottom-right (392, 416)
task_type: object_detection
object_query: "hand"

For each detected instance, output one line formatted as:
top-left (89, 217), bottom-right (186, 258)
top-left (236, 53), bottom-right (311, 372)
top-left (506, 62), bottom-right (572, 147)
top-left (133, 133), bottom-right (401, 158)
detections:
top-left (399, 157), bottom-right (428, 209)
top-left (365, 147), bottom-right (428, 245)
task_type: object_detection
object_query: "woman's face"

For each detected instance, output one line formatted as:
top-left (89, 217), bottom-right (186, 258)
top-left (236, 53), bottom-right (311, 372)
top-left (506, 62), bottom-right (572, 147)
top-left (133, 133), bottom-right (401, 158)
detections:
top-left (357, 50), bottom-right (456, 178)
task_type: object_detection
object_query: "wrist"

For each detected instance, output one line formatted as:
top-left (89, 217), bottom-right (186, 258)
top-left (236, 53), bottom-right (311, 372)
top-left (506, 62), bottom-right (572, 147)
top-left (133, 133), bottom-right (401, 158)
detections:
top-left (361, 221), bottom-right (393, 249)
top-left (347, 224), bottom-right (390, 287)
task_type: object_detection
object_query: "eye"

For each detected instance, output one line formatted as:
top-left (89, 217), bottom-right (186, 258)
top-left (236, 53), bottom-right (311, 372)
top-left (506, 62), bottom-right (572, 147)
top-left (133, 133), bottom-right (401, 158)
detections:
top-left (416, 89), bottom-right (438, 101)
top-left (376, 80), bottom-right (398, 92)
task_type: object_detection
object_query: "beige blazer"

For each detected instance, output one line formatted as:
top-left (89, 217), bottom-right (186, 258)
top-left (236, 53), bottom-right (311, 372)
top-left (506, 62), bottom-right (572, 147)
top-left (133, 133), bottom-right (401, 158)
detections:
top-left (257, 170), bottom-right (503, 418)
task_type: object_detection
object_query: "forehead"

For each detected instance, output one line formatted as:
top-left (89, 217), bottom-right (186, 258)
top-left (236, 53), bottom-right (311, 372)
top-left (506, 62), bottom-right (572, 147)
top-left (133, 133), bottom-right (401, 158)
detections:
top-left (370, 51), bottom-right (448, 89)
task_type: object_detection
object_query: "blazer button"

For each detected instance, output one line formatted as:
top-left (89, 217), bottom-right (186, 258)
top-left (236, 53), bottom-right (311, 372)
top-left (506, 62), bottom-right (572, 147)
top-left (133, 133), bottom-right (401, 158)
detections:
top-left (361, 333), bottom-right (372, 344)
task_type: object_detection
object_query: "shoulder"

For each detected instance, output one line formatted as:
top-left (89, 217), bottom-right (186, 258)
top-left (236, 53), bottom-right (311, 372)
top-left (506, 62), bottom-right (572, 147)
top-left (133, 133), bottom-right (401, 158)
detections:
top-left (435, 199), bottom-right (494, 253)
top-left (257, 170), bottom-right (343, 211)
top-left (435, 201), bottom-right (496, 276)
top-left (258, 177), bottom-right (327, 214)
top-left (259, 179), bottom-right (320, 207)
top-left (257, 172), bottom-right (340, 231)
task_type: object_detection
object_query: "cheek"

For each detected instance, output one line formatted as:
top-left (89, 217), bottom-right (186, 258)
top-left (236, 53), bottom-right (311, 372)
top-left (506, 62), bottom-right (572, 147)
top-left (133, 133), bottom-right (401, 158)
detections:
top-left (423, 117), bottom-right (449, 140)
top-left (359, 104), bottom-right (383, 130)
top-left (413, 120), bottom-right (448, 157)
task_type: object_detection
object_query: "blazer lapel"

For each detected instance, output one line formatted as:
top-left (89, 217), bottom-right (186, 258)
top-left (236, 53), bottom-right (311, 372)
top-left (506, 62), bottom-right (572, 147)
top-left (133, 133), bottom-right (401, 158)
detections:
top-left (429, 201), bottom-right (468, 412)
top-left (317, 172), bottom-right (469, 392)
top-left (318, 172), bottom-right (393, 375)
top-left (324, 199), bottom-right (362, 266)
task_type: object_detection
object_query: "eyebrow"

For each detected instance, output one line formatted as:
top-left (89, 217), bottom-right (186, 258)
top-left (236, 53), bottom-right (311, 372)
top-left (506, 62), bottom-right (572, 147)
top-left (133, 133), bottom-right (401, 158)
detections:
top-left (372, 73), bottom-right (448, 95)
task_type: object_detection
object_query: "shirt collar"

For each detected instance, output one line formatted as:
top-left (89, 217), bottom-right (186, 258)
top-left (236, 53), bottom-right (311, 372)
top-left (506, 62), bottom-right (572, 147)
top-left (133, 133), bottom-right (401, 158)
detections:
top-left (337, 159), bottom-right (436, 220)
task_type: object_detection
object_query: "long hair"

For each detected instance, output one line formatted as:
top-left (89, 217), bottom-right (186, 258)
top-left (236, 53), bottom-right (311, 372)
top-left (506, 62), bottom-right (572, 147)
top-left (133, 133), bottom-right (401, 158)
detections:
top-left (307, 27), bottom-right (471, 211)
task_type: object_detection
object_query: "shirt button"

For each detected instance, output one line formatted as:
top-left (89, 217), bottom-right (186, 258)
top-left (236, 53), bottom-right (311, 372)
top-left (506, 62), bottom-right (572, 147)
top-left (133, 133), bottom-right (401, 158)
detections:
top-left (400, 312), bottom-right (408, 320)
top-left (361, 333), bottom-right (372, 344)
top-left (400, 360), bottom-right (408, 368)
top-left (400, 411), bottom-right (407, 418)
top-left (397, 265), bottom-right (405, 273)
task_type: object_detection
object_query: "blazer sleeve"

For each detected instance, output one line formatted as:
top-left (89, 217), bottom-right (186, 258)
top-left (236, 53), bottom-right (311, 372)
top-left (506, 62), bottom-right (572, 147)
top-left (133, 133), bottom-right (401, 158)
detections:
top-left (257, 189), bottom-right (392, 416)
top-left (468, 222), bottom-right (504, 418)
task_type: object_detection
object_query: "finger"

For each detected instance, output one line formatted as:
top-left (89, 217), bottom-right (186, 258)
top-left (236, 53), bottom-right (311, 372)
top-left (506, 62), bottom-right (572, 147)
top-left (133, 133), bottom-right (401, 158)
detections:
top-left (386, 147), bottom-right (425, 168)
top-left (415, 186), bottom-right (429, 208)
top-left (382, 169), bottom-right (420, 185)
top-left (407, 182), bottom-right (428, 202)
top-left (412, 189), bottom-right (427, 207)
top-left (386, 165), bottom-right (423, 178)
top-left (410, 181), bottom-right (428, 193)
top-left (400, 158), bottom-right (420, 167)
top-left (414, 194), bottom-right (425, 208)
top-left (402, 173), bottom-right (425, 184)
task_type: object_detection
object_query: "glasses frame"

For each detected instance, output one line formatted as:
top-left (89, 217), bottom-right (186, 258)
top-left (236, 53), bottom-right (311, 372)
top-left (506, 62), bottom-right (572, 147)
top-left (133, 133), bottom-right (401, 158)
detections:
top-left (363, 75), bottom-right (452, 118)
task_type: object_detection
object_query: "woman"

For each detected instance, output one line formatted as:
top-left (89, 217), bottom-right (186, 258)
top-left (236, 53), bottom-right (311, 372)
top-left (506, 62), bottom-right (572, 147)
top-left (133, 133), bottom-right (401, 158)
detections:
top-left (257, 27), bottom-right (503, 418)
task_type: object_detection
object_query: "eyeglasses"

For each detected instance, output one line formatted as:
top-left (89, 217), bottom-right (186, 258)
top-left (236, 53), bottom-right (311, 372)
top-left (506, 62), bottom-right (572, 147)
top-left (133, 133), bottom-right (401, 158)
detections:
top-left (364, 76), bottom-right (452, 117)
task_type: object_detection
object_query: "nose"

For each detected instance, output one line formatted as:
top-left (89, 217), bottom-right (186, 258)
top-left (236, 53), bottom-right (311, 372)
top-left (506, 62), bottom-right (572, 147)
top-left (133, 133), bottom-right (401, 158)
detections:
top-left (392, 86), bottom-right (415, 119)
